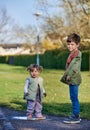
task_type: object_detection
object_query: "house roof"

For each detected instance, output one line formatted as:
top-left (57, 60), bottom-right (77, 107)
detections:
top-left (0, 43), bottom-right (22, 49)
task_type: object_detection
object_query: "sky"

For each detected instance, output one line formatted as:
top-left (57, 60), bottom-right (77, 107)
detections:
top-left (0, 0), bottom-right (61, 27)
top-left (0, 0), bottom-right (63, 44)
top-left (0, 0), bottom-right (40, 26)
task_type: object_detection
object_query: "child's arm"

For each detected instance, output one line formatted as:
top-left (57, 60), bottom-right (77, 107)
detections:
top-left (24, 79), bottom-right (29, 96)
top-left (42, 88), bottom-right (47, 97)
top-left (43, 88), bottom-right (45, 93)
top-left (66, 56), bottom-right (81, 78)
top-left (66, 75), bottom-right (71, 81)
top-left (38, 77), bottom-right (47, 97)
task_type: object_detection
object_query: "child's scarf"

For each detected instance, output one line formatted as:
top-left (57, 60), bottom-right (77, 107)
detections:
top-left (66, 50), bottom-right (79, 69)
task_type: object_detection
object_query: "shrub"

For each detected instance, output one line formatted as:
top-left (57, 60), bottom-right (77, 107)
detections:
top-left (0, 50), bottom-right (89, 71)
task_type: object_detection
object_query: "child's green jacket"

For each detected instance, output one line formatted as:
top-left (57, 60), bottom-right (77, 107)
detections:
top-left (61, 50), bottom-right (82, 85)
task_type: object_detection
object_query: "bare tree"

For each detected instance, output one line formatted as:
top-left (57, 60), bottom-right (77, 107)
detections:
top-left (12, 24), bottom-right (36, 43)
top-left (36, 0), bottom-right (90, 47)
top-left (0, 8), bottom-right (14, 43)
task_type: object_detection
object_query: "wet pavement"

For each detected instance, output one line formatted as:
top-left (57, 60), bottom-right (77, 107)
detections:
top-left (0, 107), bottom-right (90, 130)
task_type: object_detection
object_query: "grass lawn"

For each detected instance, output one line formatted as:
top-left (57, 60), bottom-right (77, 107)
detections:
top-left (0, 64), bottom-right (90, 119)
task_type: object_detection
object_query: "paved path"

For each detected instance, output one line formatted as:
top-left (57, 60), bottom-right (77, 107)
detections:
top-left (0, 107), bottom-right (90, 130)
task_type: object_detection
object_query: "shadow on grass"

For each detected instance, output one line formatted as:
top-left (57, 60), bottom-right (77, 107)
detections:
top-left (0, 100), bottom-right (90, 119)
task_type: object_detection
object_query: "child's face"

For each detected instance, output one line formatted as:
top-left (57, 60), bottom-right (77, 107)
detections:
top-left (30, 68), bottom-right (39, 78)
top-left (67, 41), bottom-right (79, 52)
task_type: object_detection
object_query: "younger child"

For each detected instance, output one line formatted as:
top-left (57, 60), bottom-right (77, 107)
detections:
top-left (61, 33), bottom-right (82, 124)
top-left (24, 64), bottom-right (46, 119)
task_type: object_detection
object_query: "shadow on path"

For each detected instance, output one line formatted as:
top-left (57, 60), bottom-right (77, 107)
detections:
top-left (0, 107), bottom-right (90, 130)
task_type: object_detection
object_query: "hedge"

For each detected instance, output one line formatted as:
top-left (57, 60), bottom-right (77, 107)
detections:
top-left (0, 50), bottom-right (89, 71)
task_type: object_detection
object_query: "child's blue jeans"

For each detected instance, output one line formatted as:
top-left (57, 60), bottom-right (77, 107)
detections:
top-left (69, 84), bottom-right (80, 116)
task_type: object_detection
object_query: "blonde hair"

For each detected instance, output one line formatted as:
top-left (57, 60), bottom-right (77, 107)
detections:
top-left (27, 64), bottom-right (43, 72)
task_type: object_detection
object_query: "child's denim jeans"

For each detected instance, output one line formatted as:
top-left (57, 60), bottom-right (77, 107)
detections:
top-left (69, 84), bottom-right (80, 116)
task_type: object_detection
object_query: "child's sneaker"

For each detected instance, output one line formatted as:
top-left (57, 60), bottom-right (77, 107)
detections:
top-left (63, 114), bottom-right (81, 124)
top-left (36, 115), bottom-right (46, 120)
top-left (27, 114), bottom-right (32, 120)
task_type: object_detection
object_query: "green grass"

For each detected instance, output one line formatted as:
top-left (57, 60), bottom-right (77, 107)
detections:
top-left (0, 64), bottom-right (90, 119)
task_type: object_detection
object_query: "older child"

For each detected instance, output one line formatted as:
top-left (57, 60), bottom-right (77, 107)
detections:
top-left (24, 64), bottom-right (46, 119)
top-left (61, 33), bottom-right (82, 123)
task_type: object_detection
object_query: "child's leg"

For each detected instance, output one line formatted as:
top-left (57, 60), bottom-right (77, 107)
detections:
top-left (35, 101), bottom-right (43, 117)
top-left (69, 84), bottom-right (80, 116)
top-left (26, 100), bottom-right (35, 117)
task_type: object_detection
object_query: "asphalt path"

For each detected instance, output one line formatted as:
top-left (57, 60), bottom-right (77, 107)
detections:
top-left (0, 107), bottom-right (90, 130)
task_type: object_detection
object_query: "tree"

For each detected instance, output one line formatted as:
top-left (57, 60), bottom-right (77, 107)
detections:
top-left (0, 8), bottom-right (13, 43)
top-left (12, 24), bottom-right (36, 44)
top-left (36, 0), bottom-right (90, 49)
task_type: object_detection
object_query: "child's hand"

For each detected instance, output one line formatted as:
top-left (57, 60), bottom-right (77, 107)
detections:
top-left (25, 92), bottom-right (29, 96)
top-left (43, 93), bottom-right (47, 97)
top-left (66, 75), bottom-right (71, 81)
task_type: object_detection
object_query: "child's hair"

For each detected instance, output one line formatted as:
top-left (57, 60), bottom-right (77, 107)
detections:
top-left (27, 64), bottom-right (43, 72)
top-left (67, 33), bottom-right (80, 44)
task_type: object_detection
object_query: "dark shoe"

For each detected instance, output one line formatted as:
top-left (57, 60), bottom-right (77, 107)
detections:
top-left (63, 114), bottom-right (81, 124)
